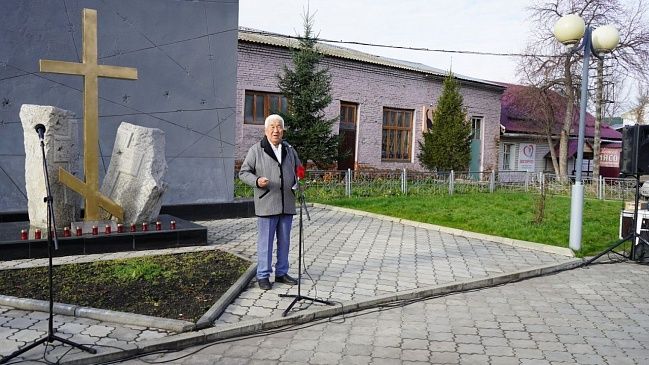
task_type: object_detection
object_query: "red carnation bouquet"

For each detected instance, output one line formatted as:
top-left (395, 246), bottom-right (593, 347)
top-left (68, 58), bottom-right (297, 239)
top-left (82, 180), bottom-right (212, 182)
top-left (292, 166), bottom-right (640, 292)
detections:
top-left (296, 165), bottom-right (306, 180)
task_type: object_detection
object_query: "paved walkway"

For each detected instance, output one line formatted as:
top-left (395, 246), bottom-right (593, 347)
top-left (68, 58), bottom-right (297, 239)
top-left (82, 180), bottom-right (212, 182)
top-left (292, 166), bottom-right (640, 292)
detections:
top-left (0, 204), bottom-right (608, 365)
top-left (199, 205), bottom-right (573, 324)
top-left (116, 261), bottom-right (649, 365)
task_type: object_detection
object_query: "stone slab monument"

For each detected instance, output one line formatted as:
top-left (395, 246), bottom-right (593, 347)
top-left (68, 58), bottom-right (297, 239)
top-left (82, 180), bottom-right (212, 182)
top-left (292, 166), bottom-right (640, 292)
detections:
top-left (20, 104), bottom-right (81, 228)
top-left (100, 122), bottom-right (168, 224)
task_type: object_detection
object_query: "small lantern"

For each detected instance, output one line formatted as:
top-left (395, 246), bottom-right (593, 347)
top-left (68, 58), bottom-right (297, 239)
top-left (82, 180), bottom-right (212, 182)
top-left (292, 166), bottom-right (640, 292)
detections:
top-left (20, 229), bottom-right (28, 240)
top-left (63, 227), bottom-right (71, 237)
top-left (155, 221), bottom-right (162, 231)
top-left (170, 220), bottom-right (176, 230)
top-left (142, 222), bottom-right (149, 231)
top-left (104, 225), bottom-right (111, 234)
top-left (117, 223), bottom-right (124, 233)
top-left (91, 225), bottom-right (98, 235)
top-left (76, 226), bottom-right (82, 236)
top-left (130, 223), bottom-right (137, 232)
top-left (34, 229), bottom-right (42, 240)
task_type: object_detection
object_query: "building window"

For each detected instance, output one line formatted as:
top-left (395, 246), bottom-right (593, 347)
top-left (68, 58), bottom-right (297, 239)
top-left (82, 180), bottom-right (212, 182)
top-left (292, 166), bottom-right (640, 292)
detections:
top-left (340, 102), bottom-right (357, 130)
top-left (471, 116), bottom-right (482, 140)
top-left (503, 143), bottom-right (515, 170)
top-left (244, 91), bottom-right (288, 125)
top-left (382, 107), bottom-right (413, 161)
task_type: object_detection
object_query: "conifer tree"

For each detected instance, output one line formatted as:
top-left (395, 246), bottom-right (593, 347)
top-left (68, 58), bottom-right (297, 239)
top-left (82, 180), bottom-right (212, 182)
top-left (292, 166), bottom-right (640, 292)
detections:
top-left (278, 12), bottom-right (339, 167)
top-left (418, 72), bottom-right (471, 171)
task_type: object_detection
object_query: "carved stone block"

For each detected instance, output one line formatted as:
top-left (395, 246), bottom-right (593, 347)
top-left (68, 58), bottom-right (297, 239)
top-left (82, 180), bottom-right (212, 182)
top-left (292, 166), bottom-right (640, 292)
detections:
top-left (20, 104), bottom-right (81, 228)
top-left (100, 122), bottom-right (167, 224)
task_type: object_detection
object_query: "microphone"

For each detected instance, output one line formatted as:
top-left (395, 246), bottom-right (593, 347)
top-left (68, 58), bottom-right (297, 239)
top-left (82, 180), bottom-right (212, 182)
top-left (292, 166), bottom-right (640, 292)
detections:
top-left (34, 124), bottom-right (46, 141)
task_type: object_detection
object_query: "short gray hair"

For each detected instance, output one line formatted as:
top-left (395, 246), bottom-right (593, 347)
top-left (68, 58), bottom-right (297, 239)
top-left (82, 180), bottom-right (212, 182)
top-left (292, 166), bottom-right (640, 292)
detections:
top-left (264, 114), bottom-right (285, 129)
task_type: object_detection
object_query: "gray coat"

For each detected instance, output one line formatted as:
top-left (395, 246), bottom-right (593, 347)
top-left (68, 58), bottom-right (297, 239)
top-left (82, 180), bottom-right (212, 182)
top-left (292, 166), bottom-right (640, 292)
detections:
top-left (239, 136), bottom-right (301, 216)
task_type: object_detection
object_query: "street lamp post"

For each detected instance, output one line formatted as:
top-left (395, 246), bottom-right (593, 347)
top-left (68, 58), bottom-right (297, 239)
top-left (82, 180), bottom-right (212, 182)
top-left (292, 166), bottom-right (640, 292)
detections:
top-left (553, 14), bottom-right (620, 251)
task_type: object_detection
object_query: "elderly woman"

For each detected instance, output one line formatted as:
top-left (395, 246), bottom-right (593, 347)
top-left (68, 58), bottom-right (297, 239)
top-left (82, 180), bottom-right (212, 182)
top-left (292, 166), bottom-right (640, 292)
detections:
top-left (239, 114), bottom-right (301, 290)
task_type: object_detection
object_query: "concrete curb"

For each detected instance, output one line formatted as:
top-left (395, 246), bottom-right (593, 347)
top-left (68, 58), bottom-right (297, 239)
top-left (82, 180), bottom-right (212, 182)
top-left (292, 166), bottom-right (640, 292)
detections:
top-left (0, 295), bottom-right (195, 333)
top-left (59, 258), bottom-right (584, 365)
top-left (313, 203), bottom-right (575, 257)
top-left (195, 262), bottom-right (257, 329)
top-left (0, 247), bottom-right (257, 335)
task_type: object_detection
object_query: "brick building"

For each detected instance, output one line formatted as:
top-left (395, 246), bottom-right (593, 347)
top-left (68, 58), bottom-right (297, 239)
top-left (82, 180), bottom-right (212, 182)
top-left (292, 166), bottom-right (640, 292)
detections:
top-left (236, 29), bottom-right (505, 172)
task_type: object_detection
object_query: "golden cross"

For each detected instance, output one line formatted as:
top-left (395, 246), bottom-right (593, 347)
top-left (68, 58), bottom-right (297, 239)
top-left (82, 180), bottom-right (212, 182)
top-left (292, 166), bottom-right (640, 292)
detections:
top-left (39, 8), bottom-right (137, 221)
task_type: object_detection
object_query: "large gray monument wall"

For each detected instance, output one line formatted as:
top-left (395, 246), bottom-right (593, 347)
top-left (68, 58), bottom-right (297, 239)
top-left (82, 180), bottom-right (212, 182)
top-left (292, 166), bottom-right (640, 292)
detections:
top-left (0, 0), bottom-right (238, 213)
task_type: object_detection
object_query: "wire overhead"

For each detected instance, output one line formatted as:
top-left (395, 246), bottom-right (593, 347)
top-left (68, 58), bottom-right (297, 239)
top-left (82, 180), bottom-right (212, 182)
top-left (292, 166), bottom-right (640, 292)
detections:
top-left (241, 29), bottom-right (560, 58)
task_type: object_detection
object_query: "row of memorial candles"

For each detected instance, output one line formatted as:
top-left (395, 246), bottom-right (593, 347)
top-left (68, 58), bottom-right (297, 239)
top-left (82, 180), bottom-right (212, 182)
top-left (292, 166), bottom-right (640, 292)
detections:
top-left (20, 220), bottom-right (176, 240)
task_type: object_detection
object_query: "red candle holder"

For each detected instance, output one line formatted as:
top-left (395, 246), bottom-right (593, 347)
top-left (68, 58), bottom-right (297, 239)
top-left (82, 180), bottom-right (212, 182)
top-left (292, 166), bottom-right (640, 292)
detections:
top-left (117, 223), bottom-right (124, 233)
top-left (76, 226), bottom-right (82, 236)
top-left (170, 220), bottom-right (176, 230)
top-left (91, 225), bottom-right (98, 235)
top-left (105, 225), bottom-right (111, 234)
top-left (20, 229), bottom-right (28, 240)
top-left (34, 229), bottom-right (41, 240)
top-left (142, 222), bottom-right (149, 231)
top-left (63, 227), bottom-right (71, 237)
top-left (155, 221), bottom-right (162, 231)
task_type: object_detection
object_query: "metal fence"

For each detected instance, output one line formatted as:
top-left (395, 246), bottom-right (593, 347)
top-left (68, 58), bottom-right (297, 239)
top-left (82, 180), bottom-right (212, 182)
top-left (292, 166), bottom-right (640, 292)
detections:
top-left (234, 169), bottom-right (638, 201)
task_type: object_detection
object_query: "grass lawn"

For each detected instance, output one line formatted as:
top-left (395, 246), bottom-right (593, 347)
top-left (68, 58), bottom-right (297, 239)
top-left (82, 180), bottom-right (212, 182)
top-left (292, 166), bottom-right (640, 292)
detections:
top-left (0, 250), bottom-right (251, 322)
top-left (314, 192), bottom-right (624, 257)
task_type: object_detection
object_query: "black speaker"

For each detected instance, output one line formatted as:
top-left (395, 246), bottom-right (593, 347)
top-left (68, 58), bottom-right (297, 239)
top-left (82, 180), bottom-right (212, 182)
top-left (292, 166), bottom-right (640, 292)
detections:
top-left (620, 125), bottom-right (649, 175)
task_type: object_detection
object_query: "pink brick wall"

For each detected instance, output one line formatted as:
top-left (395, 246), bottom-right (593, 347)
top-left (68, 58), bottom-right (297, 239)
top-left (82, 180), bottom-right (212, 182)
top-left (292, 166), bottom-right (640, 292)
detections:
top-left (236, 42), bottom-right (503, 172)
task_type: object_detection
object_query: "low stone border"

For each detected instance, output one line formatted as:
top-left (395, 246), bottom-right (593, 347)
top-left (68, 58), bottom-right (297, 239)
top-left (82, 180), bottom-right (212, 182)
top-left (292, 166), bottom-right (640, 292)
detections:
top-left (0, 247), bottom-right (257, 334)
top-left (313, 203), bottom-right (575, 257)
top-left (0, 295), bottom-right (194, 333)
top-left (59, 259), bottom-right (584, 365)
top-left (195, 262), bottom-right (257, 329)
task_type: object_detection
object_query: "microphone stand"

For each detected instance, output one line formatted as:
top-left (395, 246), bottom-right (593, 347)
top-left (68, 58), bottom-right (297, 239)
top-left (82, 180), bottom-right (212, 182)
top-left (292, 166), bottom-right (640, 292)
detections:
top-left (1, 132), bottom-right (96, 364)
top-left (279, 181), bottom-right (334, 317)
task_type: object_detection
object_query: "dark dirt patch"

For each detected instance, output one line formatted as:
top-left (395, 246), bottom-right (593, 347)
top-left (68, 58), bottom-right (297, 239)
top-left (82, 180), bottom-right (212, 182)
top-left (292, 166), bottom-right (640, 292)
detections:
top-left (0, 250), bottom-right (251, 322)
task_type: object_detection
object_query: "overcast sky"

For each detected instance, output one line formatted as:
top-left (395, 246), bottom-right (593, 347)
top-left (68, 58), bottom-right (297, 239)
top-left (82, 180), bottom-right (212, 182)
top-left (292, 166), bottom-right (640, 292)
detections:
top-left (239, 0), bottom-right (535, 84)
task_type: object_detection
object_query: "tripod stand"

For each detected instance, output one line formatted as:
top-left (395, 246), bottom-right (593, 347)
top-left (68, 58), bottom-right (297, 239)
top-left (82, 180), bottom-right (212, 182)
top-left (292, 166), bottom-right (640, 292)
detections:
top-left (279, 187), bottom-right (334, 317)
top-left (1, 126), bottom-right (96, 364)
top-left (584, 173), bottom-right (648, 266)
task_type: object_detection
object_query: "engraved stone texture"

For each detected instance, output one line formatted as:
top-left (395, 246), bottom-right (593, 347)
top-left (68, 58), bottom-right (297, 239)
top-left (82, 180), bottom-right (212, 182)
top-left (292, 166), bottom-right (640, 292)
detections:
top-left (100, 122), bottom-right (167, 224)
top-left (20, 104), bottom-right (81, 228)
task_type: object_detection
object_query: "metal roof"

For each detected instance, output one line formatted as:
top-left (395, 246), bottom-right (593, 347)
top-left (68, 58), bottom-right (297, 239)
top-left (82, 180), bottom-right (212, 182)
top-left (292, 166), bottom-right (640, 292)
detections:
top-left (238, 28), bottom-right (503, 89)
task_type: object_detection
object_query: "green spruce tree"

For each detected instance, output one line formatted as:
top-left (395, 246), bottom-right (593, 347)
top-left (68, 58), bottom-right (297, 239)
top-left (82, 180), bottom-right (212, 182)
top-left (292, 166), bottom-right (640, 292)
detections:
top-left (278, 12), bottom-right (339, 167)
top-left (418, 72), bottom-right (471, 171)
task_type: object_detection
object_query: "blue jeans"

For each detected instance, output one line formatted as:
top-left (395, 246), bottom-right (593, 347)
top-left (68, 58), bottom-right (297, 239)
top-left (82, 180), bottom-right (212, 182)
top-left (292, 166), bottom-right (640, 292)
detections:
top-left (257, 214), bottom-right (293, 279)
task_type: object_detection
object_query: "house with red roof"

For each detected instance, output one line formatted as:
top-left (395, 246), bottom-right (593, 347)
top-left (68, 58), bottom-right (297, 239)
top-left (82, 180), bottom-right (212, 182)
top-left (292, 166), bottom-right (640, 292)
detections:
top-left (499, 84), bottom-right (622, 178)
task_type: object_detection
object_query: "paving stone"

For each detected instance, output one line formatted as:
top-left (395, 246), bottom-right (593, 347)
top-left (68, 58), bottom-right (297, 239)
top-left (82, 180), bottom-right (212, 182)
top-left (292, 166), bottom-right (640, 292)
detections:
top-left (83, 324), bottom-right (114, 338)
top-left (344, 343), bottom-right (372, 356)
top-left (372, 346), bottom-right (401, 359)
top-left (489, 356), bottom-right (520, 365)
top-left (7, 328), bottom-right (42, 343)
top-left (402, 349), bottom-right (430, 362)
top-left (310, 351), bottom-right (342, 364)
top-left (456, 343), bottom-right (485, 354)
top-left (340, 355), bottom-right (372, 365)
top-left (57, 322), bottom-right (89, 335)
top-left (4, 317), bottom-right (38, 329)
top-left (251, 347), bottom-right (283, 360)
top-left (223, 344), bottom-right (259, 358)
top-left (136, 330), bottom-right (168, 341)
top-left (107, 326), bottom-right (143, 342)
